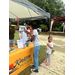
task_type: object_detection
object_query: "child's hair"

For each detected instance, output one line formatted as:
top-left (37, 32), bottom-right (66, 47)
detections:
top-left (48, 36), bottom-right (52, 39)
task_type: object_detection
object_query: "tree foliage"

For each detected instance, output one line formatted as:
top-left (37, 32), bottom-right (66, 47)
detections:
top-left (40, 24), bottom-right (48, 32)
top-left (28, 0), bottom-right (65, 31)
top-left (28, 0), bottom-right (65, 18)
top-left (53, 21), bottom-right (63, 31)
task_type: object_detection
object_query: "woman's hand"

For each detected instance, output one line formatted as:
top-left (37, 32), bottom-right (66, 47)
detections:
top-left (24, 29), bottom-right (27, 33)
top-left (15, 17), bottom-right (19, 21)
top-left (14, 17), bottom-right (19, 30)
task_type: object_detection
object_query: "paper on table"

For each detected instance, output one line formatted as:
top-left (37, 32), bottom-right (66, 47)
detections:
top-left (17, 40), bottom-right (24, 49)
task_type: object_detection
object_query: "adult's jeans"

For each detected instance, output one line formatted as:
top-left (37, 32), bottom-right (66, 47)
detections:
top-left (33, 46), bottom-right (40, 70)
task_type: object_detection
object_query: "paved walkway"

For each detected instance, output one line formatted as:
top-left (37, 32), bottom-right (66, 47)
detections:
top-left (30, 35), bottom-right (65, 75)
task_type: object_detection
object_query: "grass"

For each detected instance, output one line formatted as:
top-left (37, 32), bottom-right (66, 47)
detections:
top-left (14, 31), bottom-right (55, 75)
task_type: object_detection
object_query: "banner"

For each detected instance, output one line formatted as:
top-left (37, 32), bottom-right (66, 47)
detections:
top-left (9, 44), bottom-right (34, 75)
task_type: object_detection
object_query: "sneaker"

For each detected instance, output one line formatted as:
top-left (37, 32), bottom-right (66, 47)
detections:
top-left (31, 69), bottom-right (38, 73)
top-left (46, 63), bottom-right (50, 66)
top-left (43, 60), bottom-right (47, 63)
top-left (30, 64), bottom-right (35, 67)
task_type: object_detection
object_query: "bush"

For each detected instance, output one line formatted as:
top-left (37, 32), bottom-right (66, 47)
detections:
top-left (54, 25), bottom-right (63, 31)
top-left (40, 24), bottom-right (48, 32)
top-left (59, 25), bottom-right (63, 31)
top-left (54, 21), bottom-right (64, 32)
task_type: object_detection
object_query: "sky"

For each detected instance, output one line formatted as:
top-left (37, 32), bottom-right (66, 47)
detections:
top-left (62, 0), bottom-right (65, 4)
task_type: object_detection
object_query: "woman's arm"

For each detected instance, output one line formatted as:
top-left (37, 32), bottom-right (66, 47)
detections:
top-left (24, 29), bottom-right (31, 34)
top-left (14, 20), bottom-right (19, 30)
top-left (30, 35), bottom-right (35, 42)
top-left (27, 35), bottom-right (35, 42)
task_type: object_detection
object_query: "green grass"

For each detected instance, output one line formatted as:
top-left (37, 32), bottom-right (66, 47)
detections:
top-left (14, 31), bottom-right (55, 75)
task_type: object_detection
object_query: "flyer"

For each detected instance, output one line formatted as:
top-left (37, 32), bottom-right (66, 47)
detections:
top-left (17, 40), bottom-right (23, 49)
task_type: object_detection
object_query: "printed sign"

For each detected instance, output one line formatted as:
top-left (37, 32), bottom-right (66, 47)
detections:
top-left (17, 40), bottom-right (23, 49)
top-left (9, 44), bottom-right (34, 75)
top-left (9, 55), bottom-right (32, 75)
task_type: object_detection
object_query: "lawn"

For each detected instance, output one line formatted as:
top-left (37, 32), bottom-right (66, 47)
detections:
top-left (14, 30), bottom-right (55, 75)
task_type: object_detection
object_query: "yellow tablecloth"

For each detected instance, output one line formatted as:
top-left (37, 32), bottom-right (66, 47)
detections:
top-left (9, 44), bottom-right (34, 75)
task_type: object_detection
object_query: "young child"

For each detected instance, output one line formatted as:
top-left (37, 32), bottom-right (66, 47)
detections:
top-left (43, 36), bottom-right (53, 66)
top-left (27, 33), bottom-right (31, 42)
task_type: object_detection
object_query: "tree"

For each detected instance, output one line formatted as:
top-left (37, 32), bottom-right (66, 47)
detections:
top-left (53, 21), bottom-right (63, 31)
top-left (54, 0), bottom-right (65, 17)
top-left (28, 0), bottom-right (65, 18)
top-left (44, 25), bottom-right (48, 31)
top-left (40, 24), bottom-right (48, 32)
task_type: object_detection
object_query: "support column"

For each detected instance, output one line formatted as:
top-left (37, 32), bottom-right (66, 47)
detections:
top-left (49, 18), bottom-right (51, 36)
top-left (63, 22), bottom-right (65, 32)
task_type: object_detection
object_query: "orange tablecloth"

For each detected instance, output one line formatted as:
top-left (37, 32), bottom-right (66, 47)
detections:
top-left (9, 44), bottom-right (34, 75)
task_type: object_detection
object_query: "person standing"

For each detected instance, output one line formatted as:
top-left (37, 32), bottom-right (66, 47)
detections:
top-left (9, 18), bottom-right (19, 47)
top-left (43, 36), bottom-right (53, 66)
top-left (24, 22), bottom-right (40, 73)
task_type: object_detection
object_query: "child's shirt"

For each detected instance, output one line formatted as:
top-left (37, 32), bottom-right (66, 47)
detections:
top-left (28, 37), bottom-right (31, 41)
top-left (46, 42), bottom-right (53, 54)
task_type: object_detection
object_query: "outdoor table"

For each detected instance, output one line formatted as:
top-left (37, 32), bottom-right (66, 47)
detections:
top-left (9, 43), bottom-right (34, 75)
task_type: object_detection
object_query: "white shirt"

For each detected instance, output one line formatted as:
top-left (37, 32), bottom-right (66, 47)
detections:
top-left (33, 29), bottom-right (40, 46)
top-left (46, 42), bottom-right (53, 54)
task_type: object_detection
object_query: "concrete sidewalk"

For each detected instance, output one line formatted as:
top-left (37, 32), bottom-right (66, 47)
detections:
top-left (30, 51), bottom-right (65, 75)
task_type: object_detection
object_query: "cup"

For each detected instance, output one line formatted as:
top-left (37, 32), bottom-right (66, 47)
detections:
top-left (25, 43), bottom-right (29, 47)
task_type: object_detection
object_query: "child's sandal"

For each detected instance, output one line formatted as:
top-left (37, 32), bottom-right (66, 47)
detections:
top-left (43, 60), bottom-right (47, 63)
top-left (46, 63), bottom-right (50, 66)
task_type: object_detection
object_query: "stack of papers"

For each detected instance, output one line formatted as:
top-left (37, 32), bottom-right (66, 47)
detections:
top-left (17, 40), bottom-right (24, 49)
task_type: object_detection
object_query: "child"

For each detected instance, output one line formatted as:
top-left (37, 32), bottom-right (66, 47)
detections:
top-left (43, 36), bottom-right (53, 66)
top-left (27, 33), bottom-right (31, 42)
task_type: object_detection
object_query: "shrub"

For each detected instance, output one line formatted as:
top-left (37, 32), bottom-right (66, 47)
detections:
top-left (54, 25), bottom-right (63, 31)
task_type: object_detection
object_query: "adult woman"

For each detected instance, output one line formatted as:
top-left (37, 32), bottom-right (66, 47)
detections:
top-left (25, 22), bottom-right (40, 73)
top-left (9, 18), bottom-right (19, 47)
